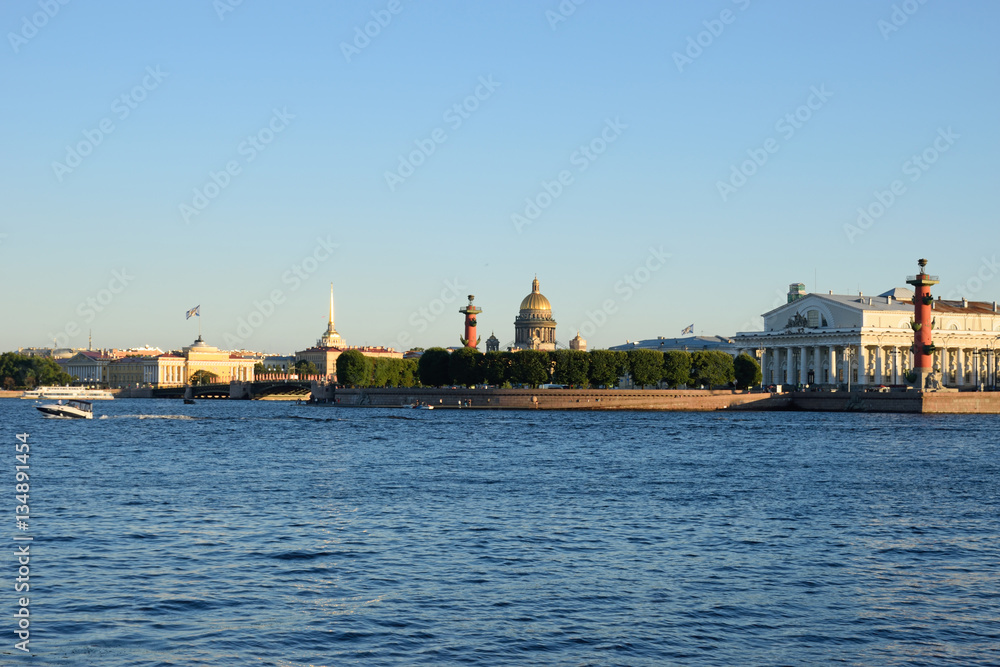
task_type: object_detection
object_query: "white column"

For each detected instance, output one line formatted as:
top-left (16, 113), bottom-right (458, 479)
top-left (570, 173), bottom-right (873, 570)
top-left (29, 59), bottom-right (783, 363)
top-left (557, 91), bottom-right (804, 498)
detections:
top-left (829, 347), bottom-right (838, 385)
top-left (891, 347), bottom-right (900, 385)
top-left (814, 347), bottom-right (822, 385)
top-left (857, 345), bottom-right (868, 386)
top-left (874, 346), bottom-right (883, 385)
top-left (799, 346), bottom-right (808, 385)
top-left (785, 347), bottom-right (794, 385)
top-left (957, 348), bottom-right (965, 386)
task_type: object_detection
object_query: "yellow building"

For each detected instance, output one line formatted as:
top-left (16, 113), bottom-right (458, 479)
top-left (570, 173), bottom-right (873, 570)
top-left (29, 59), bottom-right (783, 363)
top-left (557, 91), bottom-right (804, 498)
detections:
top-left (182, 336), bottom-right (255, 383)
top-left (108, 357), bottom-right (148, 388)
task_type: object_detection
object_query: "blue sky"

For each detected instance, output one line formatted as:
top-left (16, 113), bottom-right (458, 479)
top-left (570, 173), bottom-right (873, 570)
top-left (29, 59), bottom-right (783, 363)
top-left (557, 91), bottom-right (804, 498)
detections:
top-left (2, 0), bottom-right (998, 354)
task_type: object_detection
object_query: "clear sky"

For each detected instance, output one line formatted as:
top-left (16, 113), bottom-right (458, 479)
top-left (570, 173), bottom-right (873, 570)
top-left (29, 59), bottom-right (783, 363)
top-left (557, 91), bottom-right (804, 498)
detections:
top-left (2, 0), bottom-right (998, 354)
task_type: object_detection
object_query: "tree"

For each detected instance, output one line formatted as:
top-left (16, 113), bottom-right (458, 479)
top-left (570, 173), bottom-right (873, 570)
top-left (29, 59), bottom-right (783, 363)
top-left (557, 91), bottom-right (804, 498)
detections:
top-left (417, 348), bottom-right (451, 387)
top-left (588, 349), bottom-right (627, 388)
top-left (552, 349), bottom-right (590, 387)
top-left (733, 353), bottom-right (762, 390)
top-left (482, 351), bottom-right (513, 386)
top-left (294, 359), bottom-right (319, 376)
top-left (512, 350), bottom-right (549, 387)
top-left (336, 349), bottom-right (372, 387)
top-left (0, 353), bottom-right (73, 389)
top-left (627, 349), bottom-right (664, 388)
top-left (189, 369), bottom-right (219, 385)
top-left (253, 362), bottom-right (265, 375)
top-left (449, 347), bottom-right (484, 386)
top-left (371, 357), bottom-right (397, 387)
top-left (662, 350), bottom-right (692, 388)
top-left (690, 351), bottom-right (735, 388)
top-left (399, 359), bottom-right (418, 387)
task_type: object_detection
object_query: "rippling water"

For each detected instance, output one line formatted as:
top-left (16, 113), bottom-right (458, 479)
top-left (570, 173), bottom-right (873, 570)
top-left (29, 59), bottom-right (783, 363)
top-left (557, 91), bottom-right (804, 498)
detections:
top-left (3, 398), bottom-right (999, 666)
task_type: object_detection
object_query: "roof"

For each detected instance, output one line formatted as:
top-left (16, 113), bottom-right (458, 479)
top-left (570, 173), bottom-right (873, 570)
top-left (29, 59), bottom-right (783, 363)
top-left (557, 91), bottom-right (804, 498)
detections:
top-left (933, 299), bottom-right (1000, 314)
top-left (519, 277), bottom-right (552, 312)
top-left (609, 335), bottom-right (736, 352)
top-left (69, 351), bottom-right (115, 361)
top-left (774, 290), bottom-right (999, 316)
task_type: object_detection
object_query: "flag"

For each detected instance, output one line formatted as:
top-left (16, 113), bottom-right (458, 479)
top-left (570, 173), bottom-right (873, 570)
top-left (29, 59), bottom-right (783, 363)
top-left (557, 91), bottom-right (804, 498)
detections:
top-left (681, 323), bottom-right (694, 335)
top-left (186, 305), bottom-right (200, 319)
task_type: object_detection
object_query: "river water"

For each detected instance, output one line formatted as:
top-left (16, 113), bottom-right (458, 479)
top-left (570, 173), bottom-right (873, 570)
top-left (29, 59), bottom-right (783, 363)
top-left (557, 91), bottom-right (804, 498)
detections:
top-left (3, 399), bottom-right (999, 666)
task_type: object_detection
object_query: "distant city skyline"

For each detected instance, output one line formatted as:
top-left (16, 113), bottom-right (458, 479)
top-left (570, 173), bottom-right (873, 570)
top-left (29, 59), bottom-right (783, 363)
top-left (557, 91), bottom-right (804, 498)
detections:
top-left (2, 1), bottom-right (998, 353)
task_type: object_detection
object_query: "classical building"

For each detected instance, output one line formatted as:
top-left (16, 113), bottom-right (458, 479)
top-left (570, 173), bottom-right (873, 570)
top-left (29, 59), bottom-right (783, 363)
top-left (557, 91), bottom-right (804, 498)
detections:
top-left (150, 354), bottom-right (187, 387)
top-left (485, 332), bottom-right (500, 353)
top-left (734, 282), bottom-right (1000, 389)
top-left (61, 351), bottom-right (116, 384)
top-left (294, 285), bottom-right (401, 378)
top-left (182, 336), bottom-right (255, 383)
top-left (513, 277), bottom-right (557, 351)
top-left (108, 357), bottom-right (149, 388)
top-left (569, 332), bottom-right (587, 351)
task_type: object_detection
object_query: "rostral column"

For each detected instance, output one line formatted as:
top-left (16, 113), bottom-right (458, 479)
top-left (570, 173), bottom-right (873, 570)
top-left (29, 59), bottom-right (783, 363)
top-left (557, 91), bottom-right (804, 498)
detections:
top-left (905, 258), bottom-right (939, 389)
top-left (459, 295), bottom-right (482, 348)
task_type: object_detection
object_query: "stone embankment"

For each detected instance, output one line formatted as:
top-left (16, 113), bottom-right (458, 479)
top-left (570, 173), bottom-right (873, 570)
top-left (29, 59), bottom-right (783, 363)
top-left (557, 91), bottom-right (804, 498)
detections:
top-left (316, 387), bottom-right (774, 411)
top-left (312, 386), bottom-right (1000, 413)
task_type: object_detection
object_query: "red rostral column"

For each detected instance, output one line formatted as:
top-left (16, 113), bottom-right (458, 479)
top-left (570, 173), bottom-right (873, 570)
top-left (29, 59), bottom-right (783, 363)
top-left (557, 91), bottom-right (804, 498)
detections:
top-left (906, 258), bottom-right (939, 389)
top-left (459, 294), bottom-right (482, 348)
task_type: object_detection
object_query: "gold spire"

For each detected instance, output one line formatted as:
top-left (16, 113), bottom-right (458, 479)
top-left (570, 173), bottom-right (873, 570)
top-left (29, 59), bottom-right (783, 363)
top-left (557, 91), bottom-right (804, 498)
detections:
top-left (532, 276), bottom-right (540, 293)
top-left (318, 283), bottom-right (345, 348)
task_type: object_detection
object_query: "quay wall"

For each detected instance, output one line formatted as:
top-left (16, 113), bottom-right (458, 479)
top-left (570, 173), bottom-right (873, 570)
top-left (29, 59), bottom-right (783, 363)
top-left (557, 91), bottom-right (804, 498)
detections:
top-left (314, 386), bottom-right (1000, 414)
top-left (317, 387), bottom-right (773, 411)
top-left (922, 392), bottom-right (1000, 414)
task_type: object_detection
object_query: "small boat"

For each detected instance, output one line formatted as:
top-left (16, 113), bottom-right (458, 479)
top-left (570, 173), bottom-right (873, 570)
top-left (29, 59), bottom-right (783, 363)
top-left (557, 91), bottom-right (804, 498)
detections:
top-left (410, 402), bottom-right (434, 410)
top-left (183, 398), bottom-right (196, 405)
top-left (36, 400), bottom-right (94, 419)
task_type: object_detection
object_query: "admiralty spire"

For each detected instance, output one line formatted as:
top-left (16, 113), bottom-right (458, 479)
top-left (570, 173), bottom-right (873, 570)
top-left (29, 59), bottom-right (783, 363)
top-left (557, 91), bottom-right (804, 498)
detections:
top-left (317, 283), bottom-right (345, 348)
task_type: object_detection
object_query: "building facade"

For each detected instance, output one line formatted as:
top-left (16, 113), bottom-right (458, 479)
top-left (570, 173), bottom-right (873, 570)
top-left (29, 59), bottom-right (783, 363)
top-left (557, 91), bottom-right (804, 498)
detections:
top-left (734, 283), bottom-right (1000, 389)
top-left (61, 351), bottom-right (115, 384)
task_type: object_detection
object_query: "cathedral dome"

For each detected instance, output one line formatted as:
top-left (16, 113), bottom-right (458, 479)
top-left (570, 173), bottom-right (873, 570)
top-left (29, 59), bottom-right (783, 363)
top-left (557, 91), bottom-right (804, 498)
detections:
top-left (519, 277), bottom-right (551, 312)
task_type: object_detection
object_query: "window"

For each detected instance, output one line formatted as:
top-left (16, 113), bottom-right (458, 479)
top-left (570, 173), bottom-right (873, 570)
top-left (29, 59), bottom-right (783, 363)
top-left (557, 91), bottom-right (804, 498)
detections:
top-left (807, 310), bottom-right (819, 327)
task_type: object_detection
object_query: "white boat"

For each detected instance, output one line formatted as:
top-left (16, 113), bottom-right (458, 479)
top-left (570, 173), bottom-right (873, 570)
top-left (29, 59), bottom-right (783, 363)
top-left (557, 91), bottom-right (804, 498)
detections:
top-left (20, 387), bottom-right (114, 400)
top-left (410, 402), bottom-right (434, 410)
top-left (36, 400), bottom-right (94, 419)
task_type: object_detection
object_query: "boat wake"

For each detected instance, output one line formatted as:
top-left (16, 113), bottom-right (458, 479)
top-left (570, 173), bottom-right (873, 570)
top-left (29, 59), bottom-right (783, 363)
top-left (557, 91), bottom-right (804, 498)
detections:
top-left (100, 415), bottom-right (199, 420)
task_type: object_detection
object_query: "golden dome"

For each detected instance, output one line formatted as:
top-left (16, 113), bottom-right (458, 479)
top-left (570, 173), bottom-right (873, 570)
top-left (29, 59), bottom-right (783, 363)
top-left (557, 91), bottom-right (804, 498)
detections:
top-left (519, 277), bottom-right (551, 311)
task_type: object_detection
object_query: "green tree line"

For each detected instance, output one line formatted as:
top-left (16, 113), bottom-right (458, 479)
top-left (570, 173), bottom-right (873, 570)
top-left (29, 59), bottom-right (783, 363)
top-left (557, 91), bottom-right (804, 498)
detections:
top-left (333, 348), bottom-right (761, 390)
top-left (0, 353), bottom-right (74, 390)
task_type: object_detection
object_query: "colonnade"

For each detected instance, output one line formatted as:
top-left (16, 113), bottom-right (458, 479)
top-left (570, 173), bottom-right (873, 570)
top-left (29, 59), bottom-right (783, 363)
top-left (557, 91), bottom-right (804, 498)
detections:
top-left (756, 342), bottom-right (1000, 388)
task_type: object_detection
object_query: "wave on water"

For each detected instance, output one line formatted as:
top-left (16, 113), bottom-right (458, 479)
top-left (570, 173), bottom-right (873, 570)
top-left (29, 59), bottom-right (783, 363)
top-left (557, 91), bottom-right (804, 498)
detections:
top-left (100, 414), bottom-right (198, 420)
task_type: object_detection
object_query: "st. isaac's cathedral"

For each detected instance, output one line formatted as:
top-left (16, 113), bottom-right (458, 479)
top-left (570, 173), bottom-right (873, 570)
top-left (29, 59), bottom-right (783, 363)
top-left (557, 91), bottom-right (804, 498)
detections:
top-left (483, 277), bottom-right (585, 352)
top-left (513, 276), bottom-right (558, 351)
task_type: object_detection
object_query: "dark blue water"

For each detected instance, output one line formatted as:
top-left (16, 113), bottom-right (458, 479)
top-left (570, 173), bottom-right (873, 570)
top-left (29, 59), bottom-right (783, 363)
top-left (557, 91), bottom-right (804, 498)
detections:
top-left (3, 399), bottom-right (999, 666)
